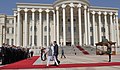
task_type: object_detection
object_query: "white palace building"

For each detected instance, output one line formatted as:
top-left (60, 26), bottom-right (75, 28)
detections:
top-left (0, 0), bottom-right (120, 48)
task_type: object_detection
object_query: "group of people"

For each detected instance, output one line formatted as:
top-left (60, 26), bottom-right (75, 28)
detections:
top-left (0, 43), bottom-right (33, 65)
top-left (41, 41), bottom-right (61, 67)
top-left (0, 41), bottom-right (65, 66)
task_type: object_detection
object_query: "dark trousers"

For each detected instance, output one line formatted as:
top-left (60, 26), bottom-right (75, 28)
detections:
top-left (54, 55), bottom-right (60, 65)
top-left (61, 54), bottom-right (66, 58)
top-left (108, 54), bottom-right (111, 62)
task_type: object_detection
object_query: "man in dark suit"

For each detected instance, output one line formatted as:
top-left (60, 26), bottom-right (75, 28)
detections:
top-left (107, 43), bottom-right (112, 62)
top-left (53, 41), bottom-right (60, 66)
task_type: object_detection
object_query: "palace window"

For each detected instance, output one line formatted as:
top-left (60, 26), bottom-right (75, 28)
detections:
top-left (102, 36), bottom-right (106, 40)
top-left (34, 26), bottom-right (37, 32)
top-left (6, 39), bottom-right (9, 44)
top-left (62, 27), bottom-right (63, 32)
top-left (30, 36), bottom-right (32, 46)
top-left (68, 27), bottom-right (71, 32)
top-left (34, 35), bottom-right (37, 46)
top-left (7, 28), bottom-right (9, 34)
top-left (29, 15), bottom-right (32, 20)
top-left (44, 26), bottom-right (47, 32)
top-left (90, 36), bottom-right (93, 45)
top-left (74, 27), bottom-right (76, 32)
top-left (6, 19), bottom-right (9, 23)
top-left (44, 36), bottom-right (47, 46)
top-left (101, 27), bottom-right (105, 32)
top-left (74, 19), bottom-right (76, 21)
top-left (90, 27), bottom-right (93, 32)
top-left (68, 19), bottom-right (70, 22)
top-left (12, 20), bottom-right (14, 24)
top-left (11, 39), bottom-right (14, 45)
top-left (12, 28), bottom-right (14, 34)
top-left (30, 26), bottom-right (32, 31)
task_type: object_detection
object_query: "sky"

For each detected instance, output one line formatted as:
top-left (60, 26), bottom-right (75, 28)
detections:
top-left (0, 0), bottom-right (120, 17)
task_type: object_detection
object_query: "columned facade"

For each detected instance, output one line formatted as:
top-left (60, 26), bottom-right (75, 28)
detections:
top-left (62, 4), bottom-right (66, 46)
top-left (31, 9), bottom-right (35, 47)
top-left (38, 9), bottom-right (42, 47)
top-left (46, 9), bottom-right (50, 46)
top-left (92, 11), bottom-right (96, 46)
top-left (13, 11), bottom-right (17, 45)
top-left (14, 0), bottom-right (120, 48)
top-left (87, 9), bottom-right (91, 45)
top-left (24, 8), bottom-right (28, 47)
top-left (17, 8), bottom-right (21, 46)
top-left (56, 7), bottom-right (60, 45)
top-left (70, 3), bottom-right (74, 46)
top-left (98, 12), bottom-right (102, 42)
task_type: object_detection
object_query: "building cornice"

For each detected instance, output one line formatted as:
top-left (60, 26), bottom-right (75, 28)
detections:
top-left (7, 15), bottom-right (14, 18)
top-left (17, 3), bottom-right (53, 7)
top-left (16, 3), bottom-right (53, 9)
top-left (90, 6), bottom-right (119, 10)
top-left (0, 14), bottom-right (6, 18)
top-left (90, 6), bottom-right (119, 12)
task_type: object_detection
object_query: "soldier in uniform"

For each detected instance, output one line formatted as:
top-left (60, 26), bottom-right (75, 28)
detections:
top-left (107, 43), bottom-right (112, 62)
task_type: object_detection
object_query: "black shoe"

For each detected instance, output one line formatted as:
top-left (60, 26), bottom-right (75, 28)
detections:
top-left (58, 61), bottom-right (60, 64)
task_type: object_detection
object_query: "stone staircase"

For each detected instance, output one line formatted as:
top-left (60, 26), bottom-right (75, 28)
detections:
top-left (60, 46), bottom-right (84, 56)
top-left (60, 45), bottom-right (96, 56)
top-left (32, 45), bottom-right (96, 56)
top-left (80, 45), bottom-right (96, 55)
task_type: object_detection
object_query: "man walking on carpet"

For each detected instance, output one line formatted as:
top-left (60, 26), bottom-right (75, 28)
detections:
top-left (46, 43), bottom-right (58, 66)
top-left (53, 41), bottom-right (60, 66)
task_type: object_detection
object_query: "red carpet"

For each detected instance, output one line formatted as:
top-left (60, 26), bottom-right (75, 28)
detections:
top-left (0, 56), bottom-right (39, 69)
top-left (76, 46), bottom-right (89, 55)
top-left (1, 56), bottom-right (120, 69)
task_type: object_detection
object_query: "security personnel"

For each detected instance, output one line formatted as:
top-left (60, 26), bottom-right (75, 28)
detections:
top-left (107, 43), bottom-right (112, 62)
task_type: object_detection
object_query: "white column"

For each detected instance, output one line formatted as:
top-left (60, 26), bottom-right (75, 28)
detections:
top-left (46, 9), bottom-right (50, 46)
top-left (78, 4), bottom-right (82, 46)
top-left (1, 25), bottom-right (6, 44)
top-left (104, 12), bottom-right (109, 40)
top-left (62, 4), bottom-right (66, 46)
top-left (98, 11), bottom-right (102, 42)
top-left (92, 11), bottom-right (96, 46)
top-left (110, 12), bottom-right (113, 41)
top-left (115, 13), bottom-right (120, 46)
top-left (0, 26), bottom-right (2, 46)
top-left (84, 5), bottom-right (88, 45)
top-left (39, 9), bottom-right (42, 47)
top-left (70, 3), bottom-right (74, 46)
top-left (113, 15), bottom-right (116, 42)
top-left (56, 7), bottom-right (60, 45)
top-left (87, 9), bottom-right (91, 45)
top-left (13, 11), bottom-right (17, 45)
top-left (17, 8), bottom-right (21, 46)
top-left (24, 8), bottom-right (28, 47)
top-left (32, 9), bottom-right (35, 47)
top-left (53, 10), bottom-right (56, 41)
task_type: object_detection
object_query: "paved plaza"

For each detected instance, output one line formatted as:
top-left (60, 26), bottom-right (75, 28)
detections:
top-left (1, 54), bottom-right (120, 70)
top-left (1, 46), bottom-right (120, 70)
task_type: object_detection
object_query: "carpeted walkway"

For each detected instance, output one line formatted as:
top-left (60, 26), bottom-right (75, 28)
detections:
top-left (1, 56), bottom-right (120, 69)
top-left (76, 46), bottom-right (89, 55)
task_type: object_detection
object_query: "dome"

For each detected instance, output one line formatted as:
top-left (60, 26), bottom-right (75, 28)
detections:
top-left (53, 0), bottom-right (90, 7)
